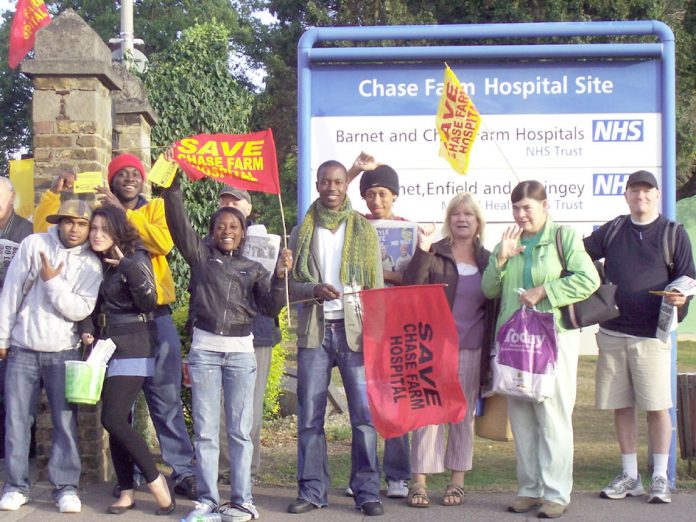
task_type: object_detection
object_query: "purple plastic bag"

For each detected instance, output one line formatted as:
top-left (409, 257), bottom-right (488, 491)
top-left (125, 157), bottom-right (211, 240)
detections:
top-left (493, 306), bottom-right (558, 402)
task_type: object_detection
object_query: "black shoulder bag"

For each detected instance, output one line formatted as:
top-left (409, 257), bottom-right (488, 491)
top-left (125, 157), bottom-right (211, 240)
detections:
top-left (555, 226), bottom-right (620, 329)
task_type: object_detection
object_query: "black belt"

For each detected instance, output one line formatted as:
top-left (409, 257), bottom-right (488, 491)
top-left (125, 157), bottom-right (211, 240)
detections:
top-left (325, 318), bottom-right (344, 324)
top-left (97, 312), bottom-right (154, 328)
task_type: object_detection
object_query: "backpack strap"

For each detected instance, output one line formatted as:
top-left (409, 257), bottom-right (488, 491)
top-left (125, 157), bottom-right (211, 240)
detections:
top-left (603, 215), bottom-right (628, 254)
top-left (663, 220), bottom-right (679, 275)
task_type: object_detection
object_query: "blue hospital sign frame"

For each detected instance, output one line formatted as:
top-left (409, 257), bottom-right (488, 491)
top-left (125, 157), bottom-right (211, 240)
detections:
top-left (297, 21), bottom-right (678, 482)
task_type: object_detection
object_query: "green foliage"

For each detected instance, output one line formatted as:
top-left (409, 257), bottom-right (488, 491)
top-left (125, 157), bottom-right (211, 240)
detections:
top-left (0, 11), bottom-right (32, 174)
top-left (263, 308), bottom-right (290, 418)
top-left (141, 20), bottom-right (254, 297)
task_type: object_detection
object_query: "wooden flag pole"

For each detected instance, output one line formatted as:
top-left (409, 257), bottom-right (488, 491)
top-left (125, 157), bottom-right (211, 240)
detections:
top-left (277, 191), bottom-right (291, 328)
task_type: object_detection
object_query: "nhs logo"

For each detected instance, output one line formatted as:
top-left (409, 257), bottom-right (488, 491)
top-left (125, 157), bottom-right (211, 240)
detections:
top-left (593, 174), bottom-right (630, 195)
top-left (592, 120), bottom-right (644, 142)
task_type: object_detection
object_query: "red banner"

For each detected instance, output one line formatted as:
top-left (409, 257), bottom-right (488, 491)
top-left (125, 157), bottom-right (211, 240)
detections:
top-left (8, 0), bottom-right (52, 69)
top-left (361, 284), bottom-right (466, 439)
top-left (173, 130), bottom-right (280, 194)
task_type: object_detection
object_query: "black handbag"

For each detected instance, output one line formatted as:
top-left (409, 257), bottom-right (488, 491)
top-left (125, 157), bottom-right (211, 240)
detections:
top-left (555, 227), bottom-right (620, 329)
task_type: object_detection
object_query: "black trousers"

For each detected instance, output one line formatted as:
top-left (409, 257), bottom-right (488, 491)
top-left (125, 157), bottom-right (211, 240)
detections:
top-left (101, 375), bottom-right (159, 489)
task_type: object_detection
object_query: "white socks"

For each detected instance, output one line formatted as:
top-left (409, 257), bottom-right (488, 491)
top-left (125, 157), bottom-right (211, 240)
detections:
top-left (652, 453), bottom-right (669, 480)
top-left (621, 453), bottom-right (638, 480)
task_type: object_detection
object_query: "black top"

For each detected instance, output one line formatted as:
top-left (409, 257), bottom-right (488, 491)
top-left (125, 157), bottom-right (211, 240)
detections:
top-left (584, 215), bottom-right (695, 337)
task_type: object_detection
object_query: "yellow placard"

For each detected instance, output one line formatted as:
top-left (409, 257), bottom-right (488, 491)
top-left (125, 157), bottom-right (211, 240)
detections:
top-left (73, 171), bottom-right (104, 194)
top-left (9, 158), bottom-right (35, 219)
top-left (148, 154), bottom-right (179, 188)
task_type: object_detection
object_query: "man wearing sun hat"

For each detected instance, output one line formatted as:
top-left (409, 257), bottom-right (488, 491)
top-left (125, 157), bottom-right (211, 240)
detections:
top-left (33, 154), bottom-right (198, 500)
top-left (0, 199), bottom-right (102, 514)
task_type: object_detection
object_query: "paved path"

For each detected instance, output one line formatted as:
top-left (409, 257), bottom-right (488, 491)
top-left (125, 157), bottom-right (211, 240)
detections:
top-left (0, 481), bottom-right (694, 521)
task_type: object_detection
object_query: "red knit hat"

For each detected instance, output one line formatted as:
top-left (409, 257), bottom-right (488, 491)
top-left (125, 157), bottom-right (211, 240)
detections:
top-left (107, 154), bottom-right (146, 185)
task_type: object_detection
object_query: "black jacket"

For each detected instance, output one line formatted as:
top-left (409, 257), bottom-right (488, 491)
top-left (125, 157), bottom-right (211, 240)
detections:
top-left (164, 183), bottom-right (285, 337)
top-left (0, 211), bottom-right (33, 291)
top-left (80, 247), bottom-right (158, 359)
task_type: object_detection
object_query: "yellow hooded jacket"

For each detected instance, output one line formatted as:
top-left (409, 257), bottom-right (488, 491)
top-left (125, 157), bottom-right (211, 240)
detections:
top-left (33, 191), bottom-right (176, 306)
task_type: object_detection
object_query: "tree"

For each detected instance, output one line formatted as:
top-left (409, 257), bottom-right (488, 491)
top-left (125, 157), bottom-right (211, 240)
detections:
top-left (0, 1), bottom-right (247, 175)
top-left (141, 20), bottom-right (254, 295)
top-left (244, 0), bottom-right (696, 198)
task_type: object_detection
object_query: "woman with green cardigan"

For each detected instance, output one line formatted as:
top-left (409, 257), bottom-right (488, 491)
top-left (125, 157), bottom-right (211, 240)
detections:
top-left (482, 180), bottom-right (599, 519)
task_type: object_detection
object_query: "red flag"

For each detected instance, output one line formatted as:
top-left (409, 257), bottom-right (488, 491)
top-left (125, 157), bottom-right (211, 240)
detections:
top-left (361, 284), bottom-right (466, 439)
top-left (173, 130), bottom-right (280, 194)
top-left (8, 0), bottom-right (52, 69)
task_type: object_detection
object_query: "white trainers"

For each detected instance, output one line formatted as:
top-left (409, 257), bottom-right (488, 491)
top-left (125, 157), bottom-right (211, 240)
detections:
top-left (188, 501), bottom-right (214, 518)
top-left (345, 487), bottom-right (354, 497)
top-left (216, 501), bottom-right (259, 521)
top-left (0, 491), bottom-right (28, 511)
top-left (56, 493), bottom-right (82, 513)
top-left (386, 479), bottom-right (409, 498)
top-left (600, 473), bottom-right (645, 499)
top-left (647, 476), bottom-right (672, 504)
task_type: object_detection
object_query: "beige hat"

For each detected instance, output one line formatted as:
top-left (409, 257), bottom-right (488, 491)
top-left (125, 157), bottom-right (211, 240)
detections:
top-left (46, 199), bottom-right (92, 224)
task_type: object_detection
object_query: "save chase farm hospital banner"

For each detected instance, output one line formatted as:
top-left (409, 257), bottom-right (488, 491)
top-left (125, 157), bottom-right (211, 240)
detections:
top-left (309, 60), bottom-right (661, 243)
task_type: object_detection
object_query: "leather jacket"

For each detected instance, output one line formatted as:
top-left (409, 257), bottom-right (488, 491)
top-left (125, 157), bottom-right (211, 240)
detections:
top-left (164, 183), bottom-right (285, 336)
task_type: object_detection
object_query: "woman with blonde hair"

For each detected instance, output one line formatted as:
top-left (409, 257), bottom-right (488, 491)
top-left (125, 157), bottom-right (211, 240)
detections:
top-left (402, 193), bottom-right (497, 507)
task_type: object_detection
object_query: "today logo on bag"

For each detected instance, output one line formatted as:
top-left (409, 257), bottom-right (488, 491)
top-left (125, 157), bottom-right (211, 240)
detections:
top-left (503, 328), bottom-right (546, 350)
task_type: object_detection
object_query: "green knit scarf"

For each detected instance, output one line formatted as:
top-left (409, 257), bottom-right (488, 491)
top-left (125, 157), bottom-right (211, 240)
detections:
top-left (293, 197), bottom-right (379, 289)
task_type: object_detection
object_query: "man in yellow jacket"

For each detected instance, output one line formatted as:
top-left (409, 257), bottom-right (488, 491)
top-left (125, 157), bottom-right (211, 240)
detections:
top-left (34, 155), bottom-right (197, 499)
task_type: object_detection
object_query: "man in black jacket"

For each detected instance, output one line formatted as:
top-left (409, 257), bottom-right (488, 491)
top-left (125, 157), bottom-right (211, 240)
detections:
top-left (584, 170), bottom-right (695, 505)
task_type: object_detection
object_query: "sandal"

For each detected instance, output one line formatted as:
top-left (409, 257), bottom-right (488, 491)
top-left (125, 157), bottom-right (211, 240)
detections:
top-left (407, 482), bottom-right (430, 508)
top-left (442, 483), bottom-right (465, 506)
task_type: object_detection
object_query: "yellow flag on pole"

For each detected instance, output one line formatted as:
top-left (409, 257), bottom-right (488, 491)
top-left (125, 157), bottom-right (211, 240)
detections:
top-left (435, 65), bottom-right (481, 175)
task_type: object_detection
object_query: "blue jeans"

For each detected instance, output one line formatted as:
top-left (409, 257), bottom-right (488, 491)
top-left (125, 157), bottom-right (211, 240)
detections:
top-left (383, 435), bottom-right (410, 482)
top-left (188, 349), bottom-right (256, 508)
top-left (297, 321), bottom-right (380, 507)
top-left (142, 313), bottom-right (195, 483)
top-left (3, 347), bottom-right (81, 501)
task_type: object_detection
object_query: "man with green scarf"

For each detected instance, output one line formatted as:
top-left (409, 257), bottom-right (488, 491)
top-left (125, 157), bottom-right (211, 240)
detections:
top-left (287, 160), bottom-right (385, 517)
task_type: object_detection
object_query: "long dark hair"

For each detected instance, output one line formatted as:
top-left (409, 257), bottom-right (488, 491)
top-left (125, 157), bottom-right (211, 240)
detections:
top-left (91, 205), bottom-right (141, 257)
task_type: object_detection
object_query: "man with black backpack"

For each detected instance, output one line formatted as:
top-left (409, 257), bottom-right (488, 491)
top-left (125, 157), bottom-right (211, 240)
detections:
top-left (584, 170), bottom-right (695, 505)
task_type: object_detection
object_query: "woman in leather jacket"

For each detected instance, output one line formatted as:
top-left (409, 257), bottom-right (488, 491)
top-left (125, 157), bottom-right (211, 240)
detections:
top-left (163, 173), bottom-right (292, 521)
top-left (79, 205), bottom-right (174, 516)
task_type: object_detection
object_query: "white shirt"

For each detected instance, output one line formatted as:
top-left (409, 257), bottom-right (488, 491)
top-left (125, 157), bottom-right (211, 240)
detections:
top-left (314, 221), bottom-right (346, 319)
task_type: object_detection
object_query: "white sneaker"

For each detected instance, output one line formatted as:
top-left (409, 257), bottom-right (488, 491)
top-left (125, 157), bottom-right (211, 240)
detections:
top-left (600, 473), bottom-right (645, 500)
top-left (188, 501), bottom-right (214, 518)
top-left (386, 479), bottom-right (409, 498)
top-left (56, 493), bottom-right (81, 513)
top-left (345, 487), bottom-right (354, 497)
top-left (0, 491), bottom-right (28, 511)
top-left (216, 501), bottom-right (258, 521)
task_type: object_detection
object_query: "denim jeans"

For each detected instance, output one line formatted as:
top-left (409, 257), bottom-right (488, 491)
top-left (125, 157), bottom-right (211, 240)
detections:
top-left (188, 348), bottom-right (256, 508)
top-left (296, 321), bottom-right (380, 507)
top-left (383, 434), bottom-right (411, 482)
top-left (3, 347), bottom-right (81, 501)
top-left (142, 313), bottom-right (195, 483)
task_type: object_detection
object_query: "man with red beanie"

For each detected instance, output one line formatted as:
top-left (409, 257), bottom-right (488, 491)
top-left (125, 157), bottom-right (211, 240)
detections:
top-left (33, 154), bottom-right (198, 500)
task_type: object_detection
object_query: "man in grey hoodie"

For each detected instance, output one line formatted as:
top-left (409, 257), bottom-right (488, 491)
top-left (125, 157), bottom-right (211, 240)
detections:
top-left (0, 199), bottom-right (102, 514)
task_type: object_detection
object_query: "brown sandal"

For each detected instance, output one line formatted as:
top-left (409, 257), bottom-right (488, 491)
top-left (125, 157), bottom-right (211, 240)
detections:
top-left (442, 483), bottom-right (465, 506)
top-left (407, 482), bottom-right (430, 508)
